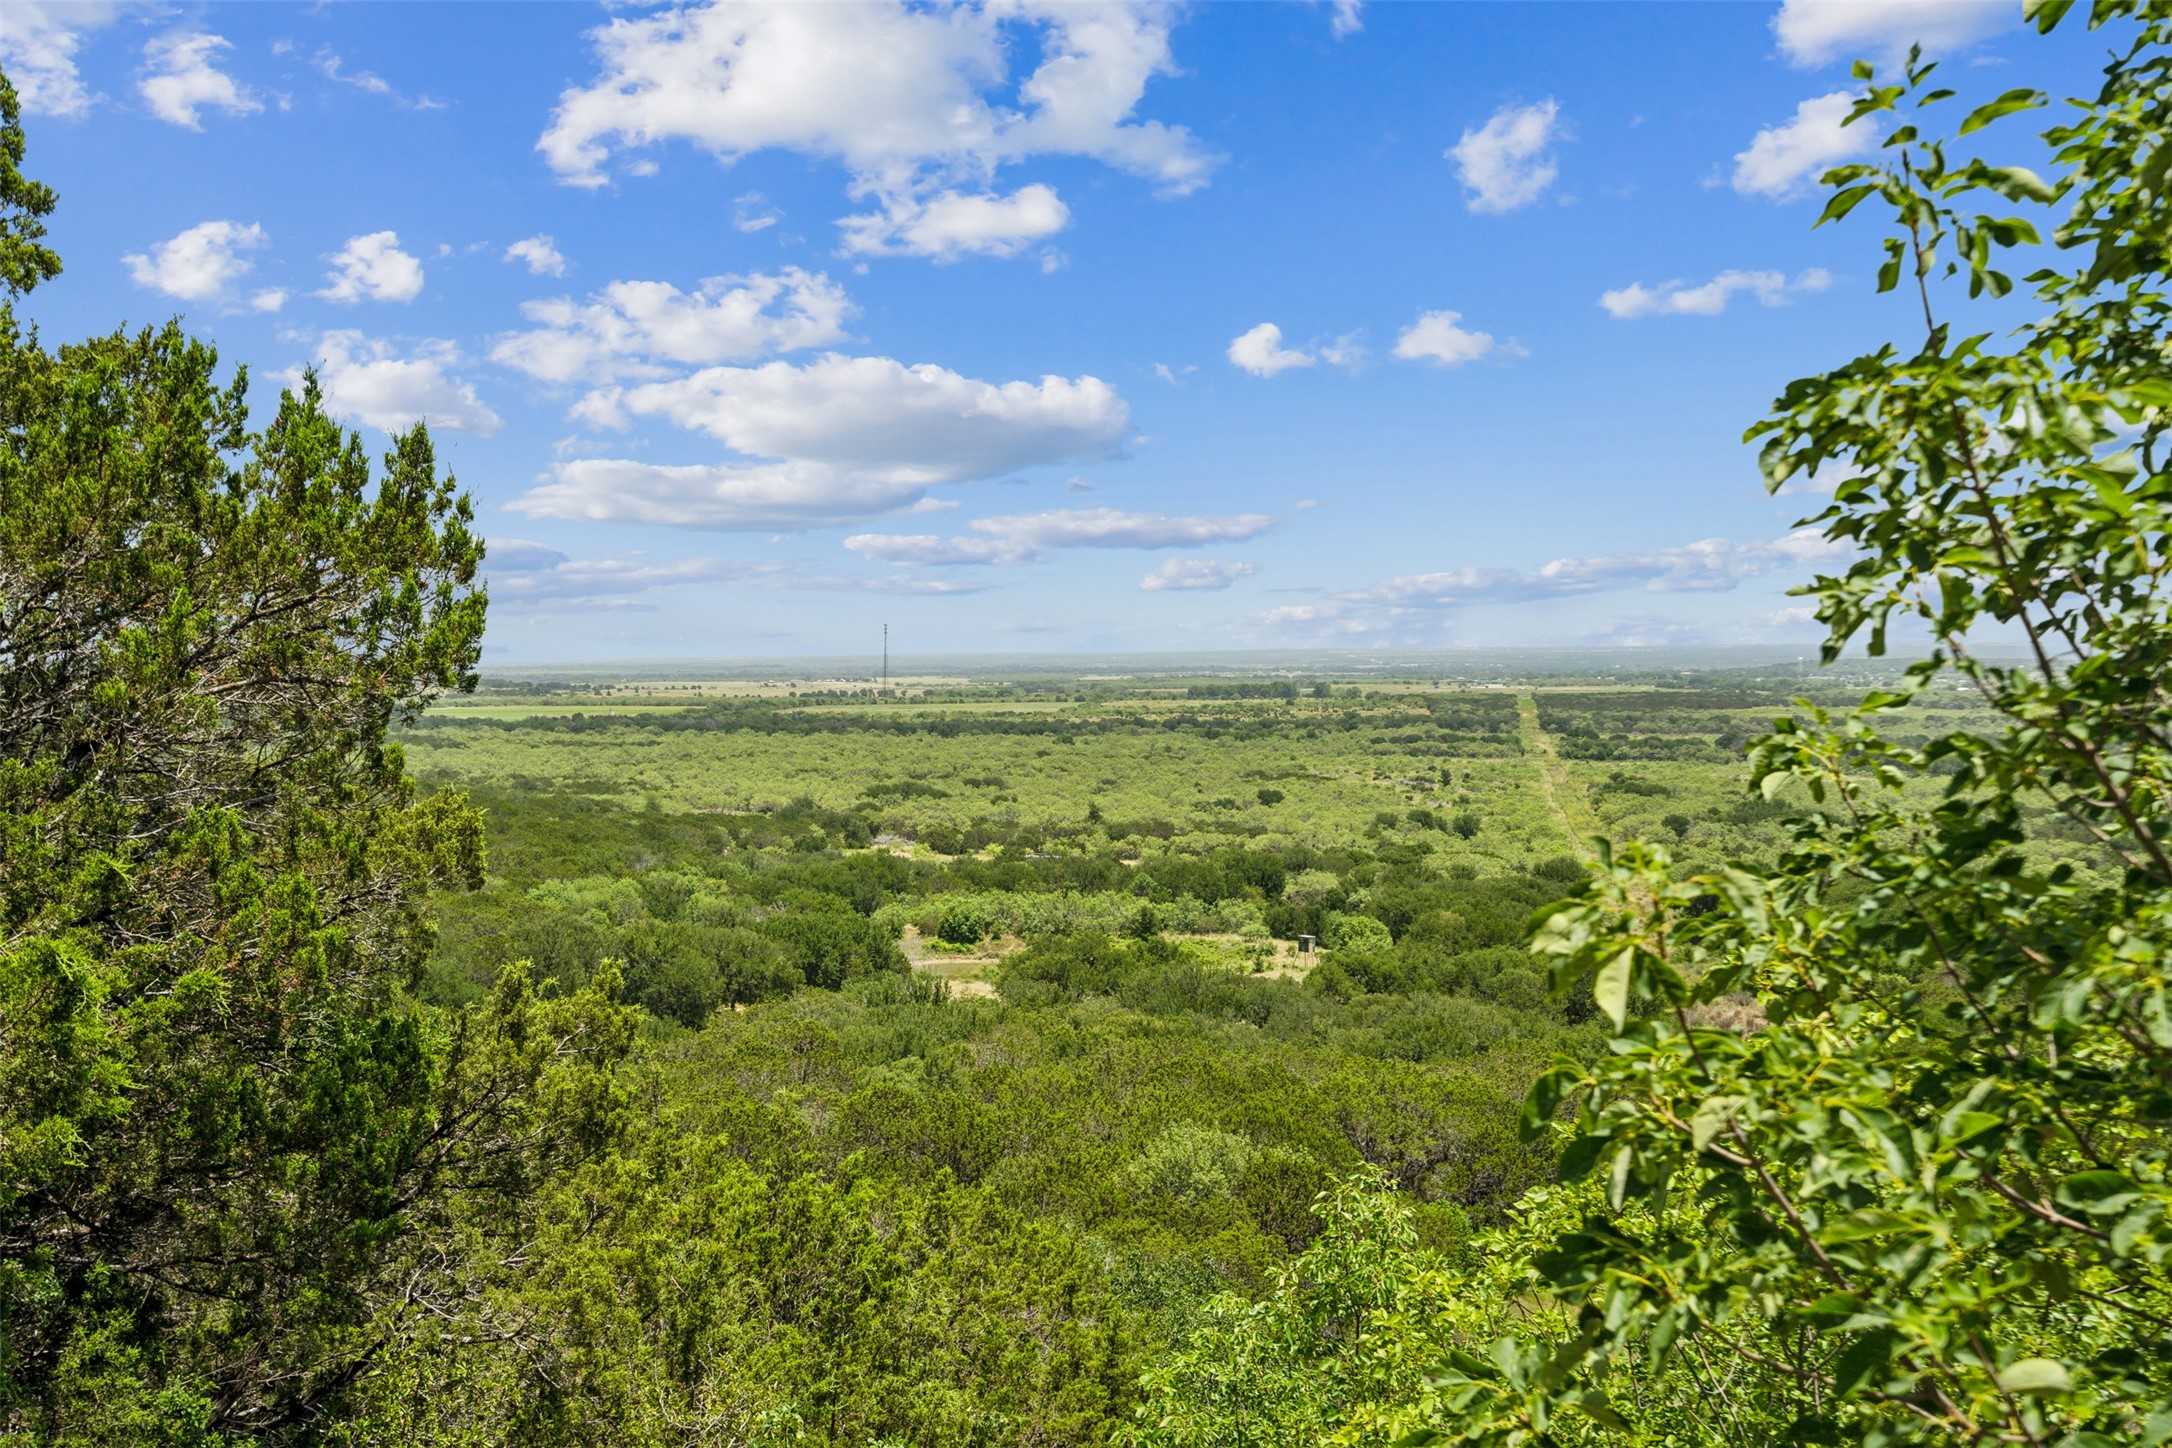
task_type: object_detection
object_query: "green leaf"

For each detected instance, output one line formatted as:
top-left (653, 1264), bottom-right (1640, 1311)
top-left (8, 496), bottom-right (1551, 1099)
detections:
top-left (2057, 1171), bottom-right (2140, 1215)
top-left (1995, 1358), bottom-right (2071, 1395)
top-left (1817, 184), bottom-right (1879, 227)
top-left (1833, 1330), bottom-right (1900, 1398)
top-left (1959, 88), bottom-right (2045, 135)
top-left (1520, 1065), bottom-right (1576, 1142)
top-left (1977, 165), bottom-right (2058, 203)
top-left (1691, 1097), bottom-right (1736, 1153)
top-left (1573, 1391), bottom-right (1629, 1432)
top-left (1593, 948), bottom-right (1633, 1030)
top-left (1938, 1110), bottom-right (2001, 1147)
top-left (2021, 0), bottom-right (2075, 33)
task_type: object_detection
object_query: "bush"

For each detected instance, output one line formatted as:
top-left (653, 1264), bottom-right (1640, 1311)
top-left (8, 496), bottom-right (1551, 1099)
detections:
top-left (936, 897), bottom-right (995, 946)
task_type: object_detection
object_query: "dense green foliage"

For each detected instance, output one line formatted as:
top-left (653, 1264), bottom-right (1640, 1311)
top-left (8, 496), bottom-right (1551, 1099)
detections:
top-left (6, 6), bottom-right (2168, 1443)
top-left (0, 100), bottom-right (631, 1442)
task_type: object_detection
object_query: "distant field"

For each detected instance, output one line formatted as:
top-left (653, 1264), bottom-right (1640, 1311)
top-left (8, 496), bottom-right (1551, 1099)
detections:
top-left (407, 694), bottom-right (1568, 865)
top-left (433, 702), bottom-right (708, 720)
top-left (409, 668), bottom-right (2113, 888)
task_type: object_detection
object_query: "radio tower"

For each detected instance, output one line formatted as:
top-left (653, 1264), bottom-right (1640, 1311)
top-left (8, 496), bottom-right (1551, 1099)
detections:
top-left (882, 623), bottom-right (889, 691)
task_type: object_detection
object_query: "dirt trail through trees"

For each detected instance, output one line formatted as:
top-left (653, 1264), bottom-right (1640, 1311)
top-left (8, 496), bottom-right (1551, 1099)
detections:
top-left (1518, 694), bottom-right (1596, 862)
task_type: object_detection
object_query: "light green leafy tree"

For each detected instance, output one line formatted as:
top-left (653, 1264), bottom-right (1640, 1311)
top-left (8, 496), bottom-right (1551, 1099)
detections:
top-left (1141, 3), bottom-right (2172, 1443)
top-left (1468, 3), bottom-right (2172, 1442)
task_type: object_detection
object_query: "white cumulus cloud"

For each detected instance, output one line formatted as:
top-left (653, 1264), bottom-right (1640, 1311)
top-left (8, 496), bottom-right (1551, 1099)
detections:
top-left (288, 332), bottom-right (501, 437)
top-left (1772, 0), bottom-right (2010, 67)
top-left (514, 355), bottom-right (1128, 531)
top-left (0, 1), bottom-right (121, 118)
top-left (123, 220), bottom-right (267, 302)
top-left (1449, 99), bottom-right (1562, 214)
top-left (1600, 267), bottom-right (1832, 318)
top-left (840, 183), bottom-right (1070, 260)
top-left (1228, 322), bottom-right (1315, 377)
top-left (318, 231), bottom-right (425, 303)
top-left (139, 31), bottom-right (260, 130)
top-left (1733, 91), bottom-right (1878, 199)
top-left (535, 0), bottom-right (1214, 263)
top-left (1393, 310), bottom-right (1495, 366)
top-left (491, 268), bottom-right (853, 385)
top-left (504, 235), bottom-right (568, 277)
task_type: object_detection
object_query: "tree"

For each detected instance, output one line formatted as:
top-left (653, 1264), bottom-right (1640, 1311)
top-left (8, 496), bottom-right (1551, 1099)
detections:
top-left (0, 71), bottom-right (58, 299)
top-left (0, 80), bottom-right (630, 1441)
top-left (1432, 6), bottom-right (2172, 1442)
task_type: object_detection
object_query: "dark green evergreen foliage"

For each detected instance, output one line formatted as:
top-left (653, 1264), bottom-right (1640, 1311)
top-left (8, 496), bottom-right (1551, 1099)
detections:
top-left (0, 73), bottom-right (57, 299)
top-left (0, 86), bottom-right (631, 1442)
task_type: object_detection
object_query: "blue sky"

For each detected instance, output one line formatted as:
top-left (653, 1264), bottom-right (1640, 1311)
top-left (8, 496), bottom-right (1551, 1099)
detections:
top-left (5, 0), bottom-right (2103, 660)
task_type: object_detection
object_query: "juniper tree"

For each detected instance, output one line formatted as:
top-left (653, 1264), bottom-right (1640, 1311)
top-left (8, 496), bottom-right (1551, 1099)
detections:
top-left (0, 71), bottom-right (630, 1445)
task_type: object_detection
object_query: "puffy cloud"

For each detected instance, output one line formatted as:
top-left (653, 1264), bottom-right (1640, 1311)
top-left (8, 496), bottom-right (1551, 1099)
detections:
top-left (578, 354), bottom-right (1123, 474)
top-left (139, 32), bottom-right (260, 130)
top-left (1772, 0), bottom-right (2009, 67)
top-left (1227, 322), bottom-right (1314, 377)
top-left (1330, 0), bottom-right (1364, 39)
top-left (1733, 91), bottom-right (1877, 199)
top-left (318, 231), bottom-right (425, 303)
top-left (1600, 267), bottom-right (1831, 318)
top-left (839, 183), bottom-right (1070, 260)
top-left (1392, 309), bottom-right (1494, 366)
top-left (504, 234), bottom-right (568, 277)
top-left (122, 219), bottom-right (266, 301)
top-left (250, 288), bottom-right (288, 313)
top-left (513, 355), bottom-right (1128, 531)
top-left (288, 332), bottom-right (502, 436)
top-left (846, 507), bottom-right (1273, 565)
top-left (536, 0), bottom-right (1214, 262)
top-left (1141, 558), bottom-right (1257, 591)
top-left (541, 0), bottom-right (1213, 191)
top-left (0, 1), bottom-right (121, 117)
top-left (492, 268), bottom-right (851, 385)
top-left (1449, 99), bottom-right (1562, 214)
